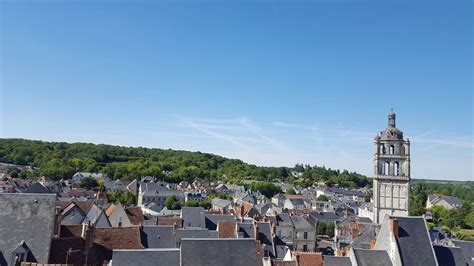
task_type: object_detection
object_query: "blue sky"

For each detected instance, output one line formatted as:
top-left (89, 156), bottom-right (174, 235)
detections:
top-left (1, 1), bottom-right (472, 180)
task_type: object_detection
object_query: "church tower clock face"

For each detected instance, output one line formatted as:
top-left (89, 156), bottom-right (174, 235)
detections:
top-left (373, 111), bottom-right (411, 223)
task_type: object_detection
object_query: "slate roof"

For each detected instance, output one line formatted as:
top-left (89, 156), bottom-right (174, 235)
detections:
top-left (0, 193), bottom-right (56, 265)
top-left (433, 245), bottom-right (466, 266)
top-left (175, 228), bottom-right (218, 245)
top-left (21, 182), bottom-right (51, 194)
top-left (211, 198), bottom-right (232, 208)
top-left (290, 216), bottom-right (313, 230)
top-left (180, 239), bottom-right (260, 266)
top-left (323, 256), bottom-right (351, 266)
top-left (394, 216), bottom-right (437, 266)
top-left (181, 207), bottom-right (205, 228)
top-left (353, 248), bottom-right (392, 266)
top-left (140, 225), bottom-right (176, 248)
top-left (111, 248), bottom-right (180, 266)
top-left (237, 223), bottom-right (255, 238)
top-left (205, 214), bottom-right (236, 230)
top-left (452, 240), bottom-right (474, 265)
top-left (308, 211), bottom-right (345, 225)
top-left (276, 212), bottom-right (293, 227)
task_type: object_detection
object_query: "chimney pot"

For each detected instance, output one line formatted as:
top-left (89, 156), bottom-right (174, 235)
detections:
top-left (390, 219), bottom-right (399, 237)
top-left (370, 239), bottom-right (376, 250)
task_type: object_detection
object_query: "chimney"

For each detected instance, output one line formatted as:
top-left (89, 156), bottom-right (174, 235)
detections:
top-left (333, 208), bottom-right (337, 215)
top-left (254, 223), bottom-right (260, 241)
top-left (54, 206), bottom-right (62, 237)
top-left (240, 205), bottom-right (245, 222)
top-left (390, 219), bottom-right (399, 237)
top-left (370, 239), bottom-right (376, 250)
top-left (271, 223), bottom-right (276, 235)
top-left (273, 210), bottom-right (277, 217)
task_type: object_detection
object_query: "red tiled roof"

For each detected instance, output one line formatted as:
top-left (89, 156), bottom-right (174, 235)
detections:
top-left (295, 252), bottom-right (323, 266)
top-left (157, 217), bottom-right (183, 228)
top-left (217, 220), bottom-right (237, 238)
top-left (125, 207), bottom-right (144, 225)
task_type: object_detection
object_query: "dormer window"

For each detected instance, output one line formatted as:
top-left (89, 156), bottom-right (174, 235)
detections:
top-left (11, 241), bottom-right (30, 266)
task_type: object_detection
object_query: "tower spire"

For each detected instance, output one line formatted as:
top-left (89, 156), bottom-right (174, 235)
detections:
top-left (388, 110), bottom-right (396, 127)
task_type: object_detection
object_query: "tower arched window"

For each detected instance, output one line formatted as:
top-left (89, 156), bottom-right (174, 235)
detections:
top-left (394, 162), bottom-right (400, 176)
top-left (383, 162), bottom-right (390, 175)
top-left (389, 145), bottom-right (394, 155)
top-left (380, 145), bottom-right (385, 154)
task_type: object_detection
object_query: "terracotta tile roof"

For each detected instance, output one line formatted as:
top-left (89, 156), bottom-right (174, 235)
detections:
top-left (295, 252), bottom-right (323, 266)
top-left (218, 220), bottom-right (237, 238)
top-left (126, 207), bottom-right (145, 225)
top-left (94, 227), bottom-right (144, 250)
top-left (105, 203), bottom-right (116, 217)
top-left (157, 217), bottom-right (183, 228)
top-left (75, 200), bottom-right (95, 214)
top-left (60, 224), bottom-right (83, 238)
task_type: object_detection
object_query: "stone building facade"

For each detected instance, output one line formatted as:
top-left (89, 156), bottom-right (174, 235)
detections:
top-left (373, 111), bottom-right (410, 223)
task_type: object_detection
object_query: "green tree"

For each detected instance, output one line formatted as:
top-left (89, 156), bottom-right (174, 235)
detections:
top-left (287, 188), bottom-right (297, 195)
top-left (164, 195), bottom-right (182, 210)
top-left (249, 181), bottom-right (282, 198)
top-left (317, 195), bottom-right (329, 201)
top-left (185, 199), bottom-right (200, 207)
top-left (80, 177), bottom-right (99, 189)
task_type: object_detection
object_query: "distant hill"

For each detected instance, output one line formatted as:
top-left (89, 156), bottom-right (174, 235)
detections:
top-left (0, 138), bottom-right (370, 187)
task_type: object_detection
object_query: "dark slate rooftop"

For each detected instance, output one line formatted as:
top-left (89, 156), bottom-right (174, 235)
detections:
top-left (433, 245), bottom-right (466, 266)
top-left (353, 248), bottom-right (392, 266)
top-left (181, 207), bottom-right (205, 228)
top-left (237, 222), bottom-right (255, 238)
top-left (276, 213), bottom-right (293, 227)
top-left (452, 240), bottom-right (474, 266)
top-left (0, 193), bottom-right (57, 265)
top-left (290, 216), bottom-right (313, 230)
top-left (205, 214), bottom-right (236, 230)
top-left (140, 225), bottom-right (176, 248)
top-left (394, 216), bottom-right (437, 266)
top-left (112, 248), bottom-right (180, 266)
top-left (180, 239), bottom-right (260, 266)
top-left (323, 256), bottom-right (351, 266)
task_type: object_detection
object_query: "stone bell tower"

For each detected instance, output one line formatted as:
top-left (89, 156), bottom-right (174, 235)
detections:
top-left (373, 110), bottom-right (411, 223)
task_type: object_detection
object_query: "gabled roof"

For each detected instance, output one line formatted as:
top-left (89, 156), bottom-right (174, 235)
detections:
top-left (22, 182), bottom-right (51, 194)
top-left (352, 248), bottom-right (392, 266)
top-left (140, 225), bottom-right (176, 248)
top-left (433, 245), bottom-right (466, 266)
top-left (290, 216), bottom-right (313, 230)
top-left (181, 207), bottom-right (205, 228)
top-left (451, 240), bottom-right (474, 265)
top-left (237, 223), bottom-right (255, 238)
top-left (218, 220), bottom-right (237, 238)
top-left (0, 193), bottom-right (56, 264)
top-left (295, 252), bottom-right (323, 266)
top-left (180, 239), bottom-right (260, 266)
top-left (393, 216), bottom-right (437, 266)
top-left (112, 248), bottom-right (180, 266)
top-left (126, 207), bottom-right (145, 225)
top-left (276, 212), bottom-right (293, 227)
top-left (205, 214), bottom-right (236, 230)
top-left (211, 197), bottom-right (232, 208)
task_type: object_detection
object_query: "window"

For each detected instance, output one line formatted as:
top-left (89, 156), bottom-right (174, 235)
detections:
top-left (303, 245), bottom-right (308, 252)
top-left (304, 232), bottom-right (308, 239)
top-left (394, 162), bottom-right (400, 176)
top-left (383, 162), bottom-right (390, 175)
top-left (389, 145), bottom-right (395, 154)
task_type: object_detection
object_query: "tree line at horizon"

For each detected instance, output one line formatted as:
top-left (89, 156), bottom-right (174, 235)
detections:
top-left (0, 138), bottom-right (370, 188)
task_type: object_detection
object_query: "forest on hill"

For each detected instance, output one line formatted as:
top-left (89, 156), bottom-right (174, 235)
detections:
top-left (0, 138), bottom-right (370, 188)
